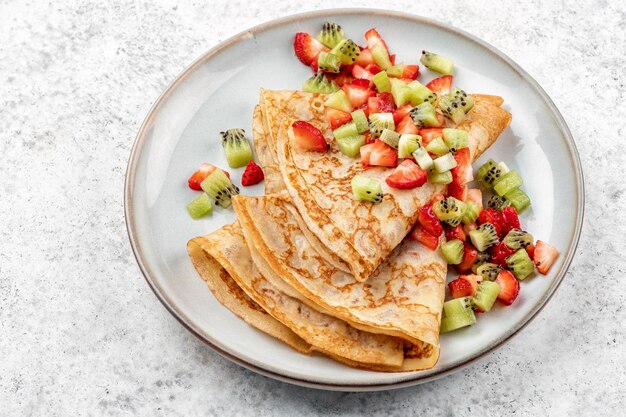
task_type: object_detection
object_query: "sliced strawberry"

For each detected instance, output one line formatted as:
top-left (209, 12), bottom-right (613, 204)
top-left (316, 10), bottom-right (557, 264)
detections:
top-left (411, 225), bottom-right (439, 250)
top-left (501, 206), bottom-right (521, 235)
top-left (402, 64), bottom-right (420, 80)
top-left (325, 107), bottom-right (352, 130)
top-left (365, 64), bottom-right (382, 75)
top-left (360, 142), bottom-right (374, 167)
top-left (363, 131), bottom-right (374, 144)
top-left (389, 54), bottom-right (396, 65)
top-left (457, 242), bottom-right (478, 273)
top-left (241, 161), bottom-right (264, 186)
top-left (368, 139), bottom-right (398, 168)
top-left (525, 243), bottom-right (535, 259)
top-left (351, 65), bottom-right (373, 81)
top-left (419, 128), bottom-right (444, 145)
top-left (451, 147), bottom-right (473, 184)
top-left (310, 59), bottom-right (319, 73)
top-left (490, 242), bottom-right (516, 266)
top-left (426, 75), bottom-right (453, 97)
top-left (188, 163), bottom-right (229, 190)
top-left (448, 277), bottom-right (473, 299)
top-left (436, 111), bottom-right (446, 126)
top-left (292, 121), bottom-right (328, 153)
top-left (466, 188), bottom-right (483, 208)
top-left (364, 28), bottom-right (389, 55)
top-left (393, 104), bottom-right (413, 124)
top-left (333, 66), bottom-right (355, 87)
top-left (396, 114), bottom-right (419, 135)
top-left (293, 33), bottom-right (327, 66)
top-left (355, 47), bottom-right (374, 67)
top-left (417, 204), bottom-right (444, 237)
top-left (367, 92), bottom-right (396, 114)
top-left (478, 208), bottom-right (504, 239)
top-left (445, 225), bottom-right (466, 242)
top-left (342, 83), bottom-right (375, 108)
top-left (385, 159), bottom-right (427, 189)
top-left (534, 240), bottom-right (559, 274)
top-left (495, 270), bottom-right (520, 305)
top-left (461, 274), bottom-right (483, 297)
top-left (351, 78), bottom-right (370, 88)
top-left (448, 182), bottom-right (468, 201)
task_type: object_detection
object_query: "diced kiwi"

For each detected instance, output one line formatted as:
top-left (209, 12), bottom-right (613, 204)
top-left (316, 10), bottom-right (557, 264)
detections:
top-left (385, 64), bottom-right (405, 77)
top-left (477, 159), bottom-right (503, 190)
top-left (428, 170), bottom-right (453, 184)
top-left (472, 281), bottom-right (500, 312)
top-left (336, 135), bottom-right (366, 158)
top-left (420, 50), bottom-right (454, 75)
top-left (413, 146), bottom-right (434, 171)
top-left (425, 136), bottom-right (449, 156)
top-left (442, 128), bottom-right (469, 151)
top-left (333, 122), bottom-right (359, 139)
top-left (324, 89), bottom-right (353, 113)
top-left (317, 51), bottom-right (341, 73)
top-left (371, 46), bottom-right (392, 70)
top-left (317, 21), bottom-right (343, 48)
top-left (471, 252), bottom-right (491, 274)
top-left (433, 152), bottom-right (457, 173)
top-left (186, 193), bottom-right (213, 219)
top-left (506, 249), bottom-right (535, 280)
top-left (407, 81), bottom-right (437, 106)
top-left (438, 94), bottom-right (466, 124)
top-left (443, 297), bottom-right (473, 316)
top-left (469, 223), bottom-right (499, 251)
top-left (368, 113), bottom-right (395, 138)
top-left (390, 78), bottom-right (412, 107)
top-left (433, 197), bottom-right (465, 226)
top-left (379, 128), bottom-right (400, 149)
top-left (398, 134), bottom-right (421, 158)
top-left (303, 73), bottom-right (340, 94)
top-left (449, 87), bottom-right (474, 113)
top-left (493, 170), bottom-right (523, 196)
top-left (504, 188), bottom-right (531, 213)
top-left (476, 262), bottom-right (502, 281)
top-left (331, 38), bottom-right (360, 65)
top-left (441, 239), bottom-right (464, 265)
top-left (351, 175), bottom-right (383, 203)
top-left (221, 129), bottom-right (253, 168)
top-left (200, 169), bottom-right (240, 208)
top-left (503, 229), bottom-right (534, 250)
top-left (461, 200), bottom-right (481, 225)
top-left (498, 161), bottom-right (510, 174)
top-left (372, 71), bottom-right (391, 93)
top-left (441, 308), bottom-right (476, 333)
top-left (351, 109), bottom-right (369, 134)
top-left (410, 102), bottom-right (440, 127)
top-left (487, 195), bottom-right (510, 210)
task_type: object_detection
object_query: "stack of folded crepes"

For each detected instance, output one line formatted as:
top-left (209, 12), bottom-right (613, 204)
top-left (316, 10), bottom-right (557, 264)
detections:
top-left (187, 89), bottom-right (511, 371)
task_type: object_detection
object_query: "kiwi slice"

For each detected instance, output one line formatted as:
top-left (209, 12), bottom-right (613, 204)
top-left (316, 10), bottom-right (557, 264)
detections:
top-left (372, 71), bottom-right (392, 93)
top-left (386, 64), bottom-right (405, 77)
top-left (433, 152), bottom-right (457, 173)
top-left (221, 129), bottom-right (253, 168)
top-left (472, 281), bottom-right (500, 312)
top-left (503, 229), bottom-right (534, 249)
top-left (200, 169), bottom-right (240, 208)
top-left (428, 170), bottom-right (453, 185)
top-left (441, 239), bottom-right (464, 265)
top-left (351, 109), bottom-right (369, 134)
top-left (477, 159), bottom-right (503, 189)
top-left (324, 89), bottom-right (353, 113)
top-left (443, 296), bottom-right (473, 316)
top-left (337, 135), bottom-right (366, 158)
top-left (186, 193), bottom-right (213, 219)
top-left (425, 136), bottom-right (449, 156)
top-left (506, 249), bottom-right (535, 280)
top-left (420, 50), bottom-right (454, 75)
top-left (333, 122), bottom-right (359, 139)
top-left (379, 128), bottom-right (400, 149)
top-left (469, 223), bottom-right (499, 251)
top-left (413, 146), bottom-right (434, 171)
top-left (433, 197), bottom-right (465, 226)
top-left (439, 94), bottom-right (466, 124)
top-left (351, 175), bottom-right (383, 203)
top-left (317, 21), bottom-right (343, 48)
top-left (371, 46), bottom-right (392, 70)
top-left (331, 38), bottom-right (360, 65)
top-left (303, 73), bottom-right (340, 94)
top-left (461, 200), bottom-right (481, 225)
top-left (398, 134), bottom-right (421, 158)
top-left (471, 252), bottom-right (491, 274)
top-left (368, 113), bottom-right (395, 138)
top-left (441, 308), bottom-right (476, 333)
top-left (442, 128), bottom-right (469, 151)
top-left (317, 51), bottom-right (341, 73)
top-left (407, 81), bottom-right (437, 106)
top-left (493, 170), bottom-right (523, 196)
top-left (390, 78), bottom-right (412, 107)
top-left (449, 87), bottom-right (474, 113)
top-left (476, 262), bottom-right (502, 281)
top-left (410, 102), bottom-right (440, 127)
top-left (504, 188), bottom-right (531, 213)
top-left (487, 195), bottom-right (510, 210)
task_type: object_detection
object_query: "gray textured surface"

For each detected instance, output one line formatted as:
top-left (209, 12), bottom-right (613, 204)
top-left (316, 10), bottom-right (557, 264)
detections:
top-left (1, 0), bottom-right (625, 415)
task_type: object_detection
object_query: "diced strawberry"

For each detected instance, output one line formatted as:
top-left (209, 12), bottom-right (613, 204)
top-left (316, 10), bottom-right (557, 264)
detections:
top-left (447, 182), bottom-right (468, 201)
top-left (448, 277), bottom-right (473, 299)
top-left (411, 225), bottom-right (440, 250)
top-left (426, 75), bottom-right (453, 96)
top-left (431, 193), bottom-right (445, 205)
top-left (525, 243), bottom-right (535, 259)
top-left (325, 107), bottom-right (352, 130)
top-left (187, 163), bottom-right (229, 190)
top-left (355, 47), bottom-right (374, 67)
top-left (352, 64), bottom-right (372, 81)
top-left (463, 222), bottom-right (478, 237)
top-left (445, 225), bottom-right (466, 242)
top-left (402, 64), bottom-right (420, 80)
top-left (495, 270), bottom-right (520, 305)
top-left (466, 188), bottom-right (483, 208)
top-left (368, 139), bottom-right (398, 168)
top-left (333, 66), bottom-right (355, 87)
top-left (396, 114), bottom-right (419, 135)
top-left (385, 159), bottom-right (427, 189)
top-left (436, 111), bottom-right (446, 126)
top-left (292, 121), bottom-right (328, 152)
top-left (389, 54), bottom-right (396, 65)
top-left (364, 28), bottom-right (389, 55)
top-left (419, 128), bottom-right (444, 145)
top-left (360, 142), bottom-right (374, 167)
top-left (365, 64), bottom-right (382, 75)
top-left (533, 240), bottom-right (559, 274)
top-left (363, 131), bottom-right (374, 144)
top-left (478, 208), bottom-right (504, 239)
top-left (501, 206), bottom-right (521, 235)
top-left (451, 148), bottom-right (473, 184)
top-left (350, 78), bottom-right (370, 88)
top-left (457, 242), bottom-right (478, 273)
top-left (293, 33), bottom-right (327, 66)
top-left (310, 59), bottom-right (319, 73)
top-left (367, 92), bottom-right (396, 114)
top-left (490, 242), bottom-right (516, 266)
top-left (241, 160), bottom-right (264, 186)
top-left (417, 204), bottom-right (444, 237)
top-left (461, 274), bottom-right (483, 297)
top-left (393, 104), bottom-right (414, 124)
top-left (342, 83), bottom-right (375, 108)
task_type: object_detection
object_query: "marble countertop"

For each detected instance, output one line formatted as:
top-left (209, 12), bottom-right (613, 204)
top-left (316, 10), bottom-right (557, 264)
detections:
top-left (1, 0), bottom-right (624, 415)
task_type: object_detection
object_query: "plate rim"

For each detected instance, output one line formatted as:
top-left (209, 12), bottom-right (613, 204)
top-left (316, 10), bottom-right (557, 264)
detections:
top-left (124, 7), bottom-right (584, 391)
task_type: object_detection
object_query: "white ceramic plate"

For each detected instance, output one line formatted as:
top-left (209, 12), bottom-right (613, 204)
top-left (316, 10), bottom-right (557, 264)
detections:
top-left (125, 9), bottom-right (583, 391)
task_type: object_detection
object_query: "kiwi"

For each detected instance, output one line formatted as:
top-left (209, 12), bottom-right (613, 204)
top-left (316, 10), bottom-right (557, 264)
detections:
top-left (498, 161), bottom-right (511, 174)
top-left (407, 81), bottom-right (437, 106)
top-left (351, 109), bottom-right (369, 134)
top-left (220, 129), bottom-right (253, 168)
top-left (476, 262), bottom-right (502, 281)
top-left (428, 170), bottom-right (453, 184)
top-left (336, 135), bottom-right (366, 158)
top-left (471, 252), bottom-right (491, 273)
top-left (379, 128), bottom-right (400, 149)
top-left (472, 281), bottom-right (500, 312)
top-left (317, 51), bottom-right (341, 73)
top-left (385, 64), bottom-right (405, 77)
top-left (442, 128), bottom-right (469, 152)
top-left (443, 297), bottom-right (473, 316)
top-left (449, 87), bottom-right (474, 113)
top-left (504, 188), bottom-right (531, 213)
top-left (433, 197), bottom-right (465, 226)
top-left (200, 169), bottom-right (240, 208)
top-left (476, 159), bottom-right (503, 189)
top-left (469, 222), bottom-right (499, 251)
top-left (390, 78), bottom-right (412, 107)
top-left (438, 94), bottom-right (466, 124)
top-left (331, 38), bottom-right (360, 65)
top-left (461, 200), bottom-right (481, 225)
top-left (425, 136), bottom-right (449, 156)
top-left (413, 146), bottom-right (434, 171)
top-left (186, 193), bottom-right (213, 219)
top-left (333, 122), bottom-right (359, 139)
top-left (410, 102), bottom-right (440, 127)
top-left (324, 89), bottom-right (353, 113)
top-left (433, 152), bottom-right (457, 173)
top-left (440, 308), bottom-right (476, 333)
top-left (506, 249), bottom-right (535, 280)
top-left (351, 175), bottom-right (383, 203)
top-left (368, 113), bottom-right (395, 138)
top-left (398, 134), bottom-right (421, 158)
top-left (441, 239), bottom-right (464, 265)
top-left (493, 170), bottom-right (523, 197)
top-left (317, 21), bottom-right (343, 48)
top-left (371, 46), bottom-right (392, 70)
top-left (303, 73), bottom-right (340, 94)
top-left (372, 71), bottom-right (392, 93)
top-left (503, 229), bottom-right (534, 249)
top-left (487, 195), bottom-right (510, 210)
top-left (420, 50), bottom-right (454, 75)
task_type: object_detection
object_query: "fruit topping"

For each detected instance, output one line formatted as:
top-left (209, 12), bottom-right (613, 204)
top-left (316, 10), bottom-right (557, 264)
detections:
top-left (241, 161), bottom-right (264, 186)
top-left (200, 169), bottom-right (240, 208)
top-left (417, 204), bottom-right (444, 237)
top-left (221, 129), bottom-right (253, 168)
top-left (495, 270), bottom-right (520, 305)
top-left (351, 174), bottom-right (383, 203)
top-left (472, 281), bottom-right (500, 312)
top-left (533, 240), bottom-right (559, 274)
top-left (476, 262), bottom-right (502, 281)
top-left (493, 170), bottom-right (523, 197)
top-left (442, 239), bottom-right (464, 265)
top-left (420, 50), bottom-right (454, 75)
top-left (367, 139), bottom-right (398, 167)
top-left (336, 134), bottom-right (366, 158)
top-left (324, 89), bottom-right (353, 113)
top-left (433, 197), bottom-right (465, 227)
top-left (368, 112), bottom-right (395, 138)
top-left (503, 229), bottom-right (534, 250)
top-left (350, 109), bottom-right (370, 133)
top-left (385, 159), bottom-right (427, 189)
top-left (410, 102), bottom-right (441, 127)
top-left (331, 38), bottom-right (361, 65)
top-left (506, 248), bottom-right (535, 280)
top-left (294, 32), bottom-right (327, 66)
top-left (187, 193), bottom-right (213, 219)
top-left (433, 152), bottom-right (457, 173)
top-left (187, 163), bottom-right (229, 191)
top-left (428, 170), bottom-right (453, 185)
top-left (412, 146), bottom-right (434, 171)
top-left (411, 225), bottom-right (440, 250)
top-left (372, 70), bottom-right (392, 93)
top-left (449, 277), bottom-right (473, 298)
top-left (469, 222), bottom-right (499, 252)
top-left (397, 134), bottom-right (421, 158)
top-left (379, 128), bottom-right (400, 149)
top-left (426, 75), bottom-right (453, 96)
top-left (292, 121), bottom-right (329, 152)
top-left (317, 51), bottom-right (342, 73)
top-left (317, 21), bottom-right (344, 48)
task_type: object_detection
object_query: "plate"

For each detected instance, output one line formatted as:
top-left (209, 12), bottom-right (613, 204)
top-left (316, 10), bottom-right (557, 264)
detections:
top-left (124, 9), bottom-right (583, 391)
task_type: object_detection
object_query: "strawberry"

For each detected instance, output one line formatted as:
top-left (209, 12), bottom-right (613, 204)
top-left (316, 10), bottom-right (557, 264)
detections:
top-left (292, 121), bottom-right (328, 152)
top-left (367, 92), bottom-right (396, 114)
top-left (350, 78), bottom-right (370, 88)
top-left (402, 64), bottom-right (420, 80)
top-left (501, 206), bottom-right (521, 235)
top-left (385, 159), bottom-right (427, 189)
top-left (490, 242), bottom-right (516, 266)
top-left (364, 28), bottom-right (389, 55)
top-left (426, 75), bottom-right (453, 96)
top-left (293, 33), bottom-right (327, 66)
top-left (533, 240), bottom-right (559, 274)
top-left (355, 47), bottom-right (374, 67)
top-left (463, 222), bottom-right (478, 237)
top-left (447, 182), bottom-right (468, 201)
top-left (342, 83), bottom-right (375, 108)
top-left (436, 111), bottom-right (446, 126)
top-left (363, 131), bottom-right (374, 144)
top-left (478, 208), bottom-right (504, 238)
top-left (461, 274), bottom-right (483, 297)
top-left (389, 54), bottom-right (396, 65)
top-left (411, 225), bottom-right (439, 250)
top-left (368, 139), bottom-right (398, 168)
top-left (525, 243), bottom-right (535, 259)
top-left (241, 161), bottom-right (264, 186)
top-left (448, 277), bottom-right (473, 299)
top-left (466, 188), bottom-right (483, 208)
top-left (396, 114), bottom-right (419, 135)
top-left (431, 193), bottom-right (446, 205)
top-left (451, 148), bottom-right (473, 184)
top-left (419, 128), bottom-right (444, 145)
top-left (365, 64), bottom-right (382, 75)
top-left (417, 204), bottom-right (444, 237)
top-left (188, 163), bottom-right (229, 190)
top-left (332, 66), bottom-right (355, 87)
top-left (351, 65), bottom-right (373, 81)
top-left (495, 270), bottom-right (520, 305)
top-left (325, 107), bottom-right (352, 130)
top-left (393, 104), bottom-right (413, 124)
top-left (445, 225), bottom-right (466, 242)
top-left (359, 142), bottom-right (374, 167)
top-left (457, 242), bottom-right (478, 273)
